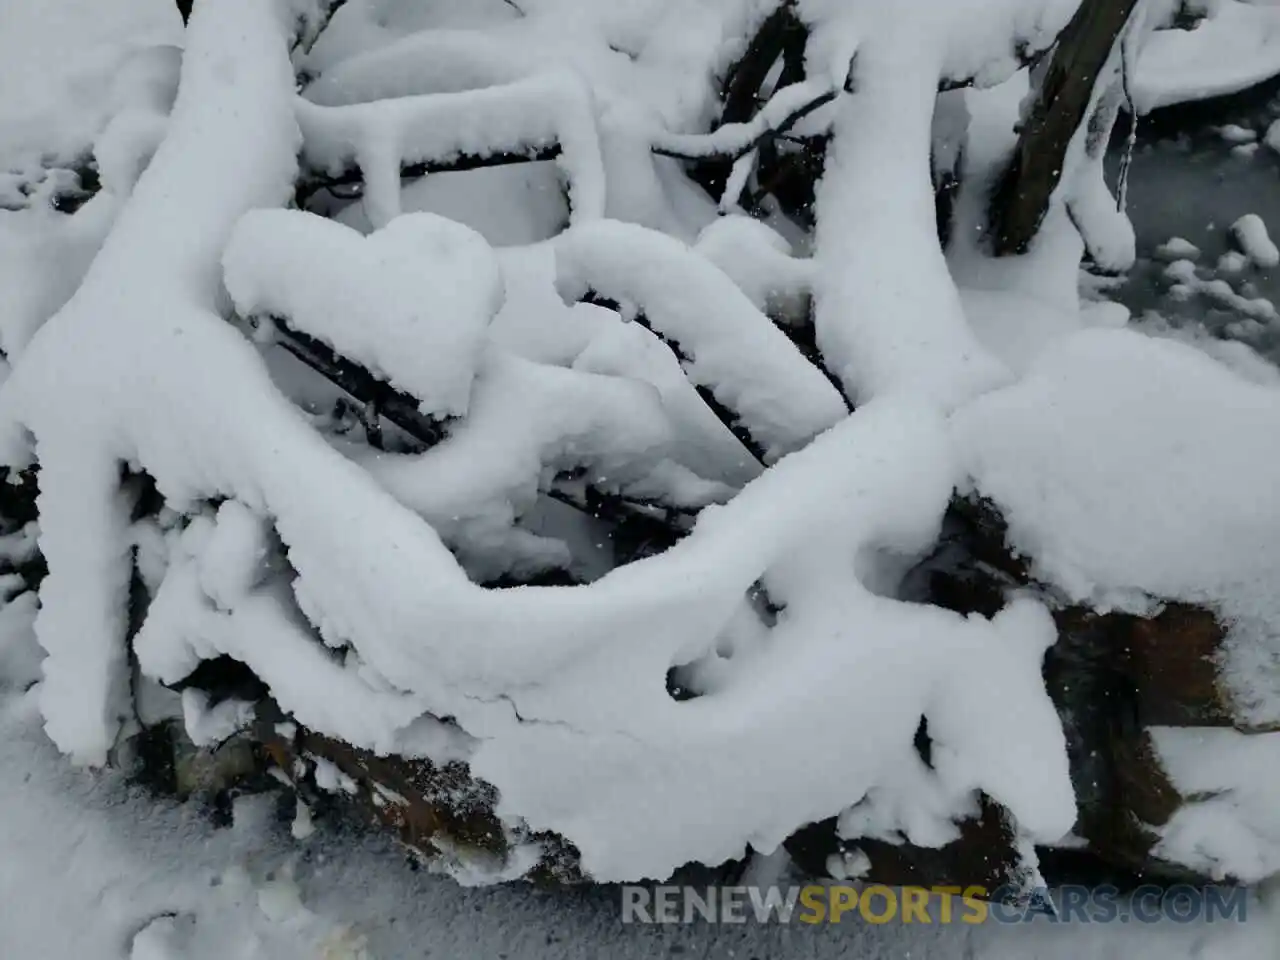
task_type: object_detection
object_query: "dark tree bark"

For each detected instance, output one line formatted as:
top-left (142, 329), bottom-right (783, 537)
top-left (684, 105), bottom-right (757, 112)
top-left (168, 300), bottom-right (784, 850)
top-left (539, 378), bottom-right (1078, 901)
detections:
top-left (989, 0), bottom-right (1141, 255)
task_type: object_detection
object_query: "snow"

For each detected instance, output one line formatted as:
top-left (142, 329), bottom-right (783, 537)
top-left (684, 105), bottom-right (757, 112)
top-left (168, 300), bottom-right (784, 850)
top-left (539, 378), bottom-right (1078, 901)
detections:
top-left (1135, 0), bottom-right (1280, 111)
top-left (651, 79), bottom-right (836, 160)
top-left (4, 0), bottom-right (1280, 929)
top-left (1218, 122), bottom-right (1259, 144)
top-left (297, 70), bottom-right (606, 227)
top-left (812, 38), bottom-right (1010, 411)
top-left (1, 682), bottom-right (1277, 957)
top-left (181, 688), bottom-right (255, 748)
top-left (1219, 250), bottom-right (1250, 273)
top-left (225, 210), bottom-right (503, 418)
top-left (0, 0), bottom-right (303, 765)
top-left (0, 0), bottom-right (1074, 881)
top-left (349, 346), bottom-right (713, 578)
top-left (333, 162), bottom-right (568, 246)
top-left (693, 215), bottom-right (814, 323)
top-left (554, 219), bottom-right (848, 460)
top-left (0, 196), bottom-right (119, 359)
top-left (1151, 726), bottom-right (1280, 882)
top-left (0, 0), bottom-right (179, 169)
top-left (1155, 237), bottom-right (1202, 261)
top-left (1160, 256), bottom-right (1280, 321)
top-left (1231, 212), bottom-right (1280, 268)
top-left (953, 328), bottom-right (1280, 729)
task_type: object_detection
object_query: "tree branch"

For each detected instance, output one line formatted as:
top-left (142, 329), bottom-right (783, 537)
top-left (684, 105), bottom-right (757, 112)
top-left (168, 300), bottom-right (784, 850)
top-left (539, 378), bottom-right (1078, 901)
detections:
top-left (295, 146), bottom-right (561, 208)
top-left (268, 318), bottom-right (450, 448)
top-left (988, 0), bottom-right (1142, 255)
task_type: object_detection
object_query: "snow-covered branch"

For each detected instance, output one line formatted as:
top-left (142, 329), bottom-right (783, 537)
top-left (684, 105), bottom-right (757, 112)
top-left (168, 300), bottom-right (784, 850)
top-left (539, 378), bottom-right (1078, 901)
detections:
top-left (296, 71), bottom-right (604, 227)
top-left (651, 80), bottom-right (839, 162)
top-left (225, 210), bottom-right (502, 421)
top-left (554, 220), bottom-right (848, 462)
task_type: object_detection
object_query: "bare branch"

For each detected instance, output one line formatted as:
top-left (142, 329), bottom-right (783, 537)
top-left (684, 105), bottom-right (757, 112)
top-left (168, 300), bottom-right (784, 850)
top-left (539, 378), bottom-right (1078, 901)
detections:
top-left (267, 317), bottom-right (451, 448)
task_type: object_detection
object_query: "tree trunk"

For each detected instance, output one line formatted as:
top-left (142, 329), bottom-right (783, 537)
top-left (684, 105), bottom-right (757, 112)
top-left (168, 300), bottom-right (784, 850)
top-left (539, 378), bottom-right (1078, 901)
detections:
top-left (989, 0), bottom-right (1140, 255)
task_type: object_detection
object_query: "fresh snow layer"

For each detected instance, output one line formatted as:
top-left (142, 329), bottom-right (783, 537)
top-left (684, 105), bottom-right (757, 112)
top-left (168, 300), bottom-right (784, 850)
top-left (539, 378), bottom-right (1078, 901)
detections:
top-left (1151, 726), bottom-right (1280, 882)
top-left (1230, 213), bottom-right (1280, 268)
top-left (0, 0), bottom-right (179, 169)
top-left (554, 220), bottom-right (848, 461)
top-left (813, 40), bottom-right (1010, 411)
top-left (9, 0), bottom-right (1280, 897)
top-left (0, 0), bottom-right (1079, 882)
top-left (1155, 237), bottom-right (1202, 261)
top-left (1, 686), bottom-right (1276, 960)
top-left (225, 210), bottom-right (502, 418)
top-left (297, 71), bottom-right (606, 228)
top-left (0, 0), bottom-right (302, 764)
top-left (954, 328), bottom-right (1280, 729)
top-left (1135, 0), bottom-right (1280, 111)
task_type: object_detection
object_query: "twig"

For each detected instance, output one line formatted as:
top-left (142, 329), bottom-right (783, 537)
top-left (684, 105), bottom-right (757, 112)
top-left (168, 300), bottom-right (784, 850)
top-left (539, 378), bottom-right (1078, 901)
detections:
top-left (652, 87), bottom-right (838, 163)
top-left (268, 317), bottom-right (450, 448)
top-left (295, 145), bottom-right (561, 208)
top-left (580, 294), bottom-right (768, 468)
top-left (295, 0), bottom-right (351, 56)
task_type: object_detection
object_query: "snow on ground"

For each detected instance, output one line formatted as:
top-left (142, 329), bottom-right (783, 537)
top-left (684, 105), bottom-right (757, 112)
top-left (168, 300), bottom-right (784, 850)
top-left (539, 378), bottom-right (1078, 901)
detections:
top-left (2, 683), bottom-right (1278, 960)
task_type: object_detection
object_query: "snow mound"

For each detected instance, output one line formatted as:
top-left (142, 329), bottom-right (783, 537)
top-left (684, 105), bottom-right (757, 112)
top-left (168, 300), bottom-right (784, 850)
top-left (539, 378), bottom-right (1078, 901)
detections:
top-left (954, 328), bottom-right (1280, 727)
top-left (1230, 213), bottom-right (1280, 269)
top-left (1135, 0), bottom-right (1280, 111)
top-left (225, 210), bottom-right (502, 418)
top-left (1152, 726), bottom-right (1280, 882)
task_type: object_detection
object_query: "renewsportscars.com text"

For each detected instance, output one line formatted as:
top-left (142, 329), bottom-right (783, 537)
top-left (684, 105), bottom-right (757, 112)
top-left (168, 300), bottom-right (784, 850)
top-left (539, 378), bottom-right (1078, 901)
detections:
top-left (620, 883), bottom-right (1249, 925)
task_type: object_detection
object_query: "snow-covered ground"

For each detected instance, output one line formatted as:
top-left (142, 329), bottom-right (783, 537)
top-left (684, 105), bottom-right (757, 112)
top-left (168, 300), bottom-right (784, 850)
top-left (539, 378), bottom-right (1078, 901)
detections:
top-left (2, 683), bottom-right (1278, 959)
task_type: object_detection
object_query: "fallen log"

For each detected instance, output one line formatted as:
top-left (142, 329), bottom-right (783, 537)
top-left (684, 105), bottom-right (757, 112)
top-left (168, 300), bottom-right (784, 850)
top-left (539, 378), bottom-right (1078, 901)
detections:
top-left (917, 495), bottom-right (1272, 884)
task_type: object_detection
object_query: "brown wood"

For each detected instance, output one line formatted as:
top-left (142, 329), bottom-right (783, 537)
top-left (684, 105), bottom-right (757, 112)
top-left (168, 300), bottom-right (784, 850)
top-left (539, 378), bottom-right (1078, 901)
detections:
top-left (989, 0), bottom-right (1141, 255)
top-left (258, 716), bottom-right (584, 884)
top-left (785, 796), bottom-right (1026, 898)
